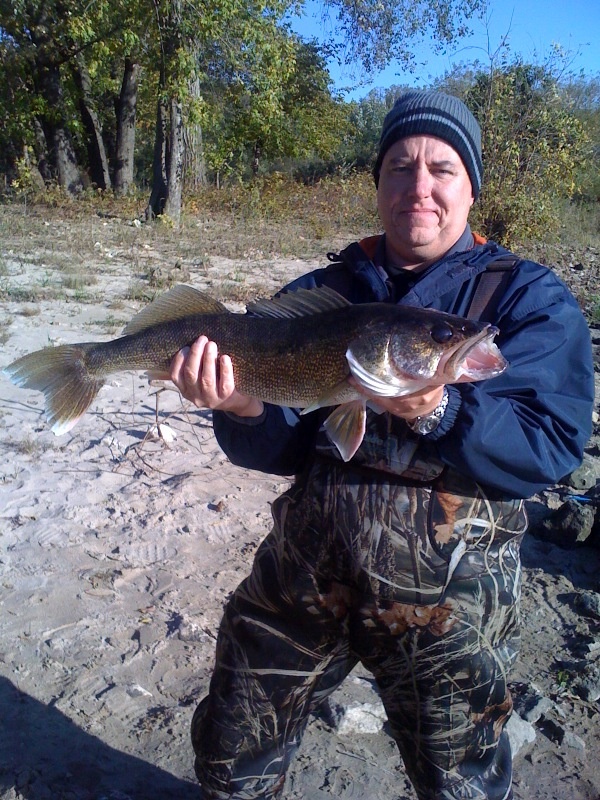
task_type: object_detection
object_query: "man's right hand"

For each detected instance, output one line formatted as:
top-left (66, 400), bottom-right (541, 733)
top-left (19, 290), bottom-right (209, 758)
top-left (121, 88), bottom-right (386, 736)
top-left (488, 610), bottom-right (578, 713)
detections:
top-left (169, 336), bottom-right (264, 417)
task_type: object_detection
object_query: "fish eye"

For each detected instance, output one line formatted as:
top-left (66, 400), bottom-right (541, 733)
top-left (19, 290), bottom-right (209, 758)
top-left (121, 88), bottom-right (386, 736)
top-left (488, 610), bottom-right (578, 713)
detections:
top-left (430, 322), bottom-right (454, 344)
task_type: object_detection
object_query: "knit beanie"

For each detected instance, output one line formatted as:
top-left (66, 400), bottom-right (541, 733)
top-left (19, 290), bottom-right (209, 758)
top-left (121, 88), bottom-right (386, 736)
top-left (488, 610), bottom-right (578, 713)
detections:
top-left (373, 90), bottom-right (483, 199)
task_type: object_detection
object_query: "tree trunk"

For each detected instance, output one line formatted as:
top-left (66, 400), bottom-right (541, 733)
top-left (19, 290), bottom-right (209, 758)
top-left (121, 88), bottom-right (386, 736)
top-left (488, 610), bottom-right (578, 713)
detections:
top-left (183, 123), bottom-right (206, 191)
top-left (36, 59), bottom-right (83, 194)
top-left (54, 125), bottom-right (83, 193)
top-left (33, 117), bottom-right (52, 184)
top-left (183, 76), bottom-right (207, 191)
top-left (114, 58), bottom-right (141, 196)
top-left (72, 53), bottom-right (111, 190)
top-left (23, 144), bottom-right (46, 192)
top-left (145, 0), bottom-right (185, 223)
top-left (252, 142), bottom-right (261, 177)
top-left (164, 97), bottom-right (184, 224)
top-left (145, 92), bottom-right (169, 220)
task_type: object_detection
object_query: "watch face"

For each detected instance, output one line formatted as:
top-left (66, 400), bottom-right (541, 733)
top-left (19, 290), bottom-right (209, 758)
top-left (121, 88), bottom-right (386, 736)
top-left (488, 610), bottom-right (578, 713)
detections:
top-left (407, 387), bottom-right (448, 435)
top-left (417, 415), bottom-right (441, 435)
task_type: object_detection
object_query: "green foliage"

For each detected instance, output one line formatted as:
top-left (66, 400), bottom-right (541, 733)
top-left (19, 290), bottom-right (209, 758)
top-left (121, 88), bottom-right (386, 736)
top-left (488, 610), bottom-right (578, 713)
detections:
top-left (186, 171), bottom-right (380, 233)
top-left (0, 0), bottom-right (490, 200)
top-left (335, 84), bottom-right (409, 170)
top-left (0, 0), bottom-right (148, 188)
top-left (0, 26), bottom-right (38, 179)
top-left (320, 0), bottom-right (486, 74)
top-left (202, 34), bottom-right (350, 178)
top-left (459, 60), bottom-right (592, 246)
top-left (561, 73), bottom-right (600, 202)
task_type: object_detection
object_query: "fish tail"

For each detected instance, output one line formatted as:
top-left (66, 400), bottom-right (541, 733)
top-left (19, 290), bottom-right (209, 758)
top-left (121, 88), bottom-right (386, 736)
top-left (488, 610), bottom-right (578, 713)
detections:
top-left (3, 343), bottom-right (104, 435)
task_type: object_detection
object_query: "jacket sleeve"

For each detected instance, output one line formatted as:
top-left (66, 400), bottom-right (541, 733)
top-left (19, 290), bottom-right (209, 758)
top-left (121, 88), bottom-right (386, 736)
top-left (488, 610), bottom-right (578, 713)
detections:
top-left (213, 403), bottom-right (322, 476)
top-left (431, 267), bottom-right (595, 498)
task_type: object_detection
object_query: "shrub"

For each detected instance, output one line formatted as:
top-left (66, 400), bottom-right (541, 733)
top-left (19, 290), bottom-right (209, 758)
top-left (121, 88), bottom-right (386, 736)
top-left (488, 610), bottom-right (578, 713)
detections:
top-left (465, 61), bottom-right (590, 246)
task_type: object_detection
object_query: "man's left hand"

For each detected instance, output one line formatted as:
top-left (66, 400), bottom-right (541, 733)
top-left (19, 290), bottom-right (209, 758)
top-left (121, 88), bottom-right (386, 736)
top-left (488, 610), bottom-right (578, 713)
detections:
top-left (351, 381), bottom-right (446, 421)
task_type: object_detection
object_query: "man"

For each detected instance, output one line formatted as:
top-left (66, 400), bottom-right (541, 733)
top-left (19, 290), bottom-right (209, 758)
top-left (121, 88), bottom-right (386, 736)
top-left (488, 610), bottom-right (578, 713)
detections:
top-left (170, 91), bottom-right (594, 800)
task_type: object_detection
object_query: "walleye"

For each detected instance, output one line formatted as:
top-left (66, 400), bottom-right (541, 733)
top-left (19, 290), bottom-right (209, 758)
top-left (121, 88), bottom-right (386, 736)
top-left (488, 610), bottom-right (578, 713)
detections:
top-left (3, 284), bottom-right (507, 460)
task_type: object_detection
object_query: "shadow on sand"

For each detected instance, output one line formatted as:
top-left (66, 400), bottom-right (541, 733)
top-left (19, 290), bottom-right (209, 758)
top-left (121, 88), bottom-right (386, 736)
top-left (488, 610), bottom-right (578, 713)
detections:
top-left (0, 676), bottom-right (201, 799)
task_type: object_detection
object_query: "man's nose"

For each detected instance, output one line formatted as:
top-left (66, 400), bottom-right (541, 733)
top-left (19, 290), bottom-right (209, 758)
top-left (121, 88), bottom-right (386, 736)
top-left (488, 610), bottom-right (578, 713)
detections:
top-left (408, 166), bottom-right (433, 197)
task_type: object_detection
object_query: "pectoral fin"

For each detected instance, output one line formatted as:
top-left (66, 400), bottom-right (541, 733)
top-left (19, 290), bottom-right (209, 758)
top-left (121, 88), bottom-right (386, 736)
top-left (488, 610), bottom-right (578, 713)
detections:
top-left (145, 369), bottom-right (172, 381)
top-left (323, 399), bottom-right (367, 462)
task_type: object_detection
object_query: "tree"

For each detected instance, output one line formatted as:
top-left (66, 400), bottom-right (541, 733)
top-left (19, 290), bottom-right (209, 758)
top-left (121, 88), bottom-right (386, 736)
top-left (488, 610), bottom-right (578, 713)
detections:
top-left (0, 1), bottom-right (85, 193)
top-left (201, 37), bottom-right (348, 180)
top-left (145, 0), bottom-right (188, 222)
top-left (0, 27), bottom-right (38, 185)
top-left (1, 0), bottom-right (489, 214)
top-left (71, 52), bottom-right (111, 190)
top-left (0, 0), bottom-right (145, 194)
top-left (144, 0), bottom-right (300, 219)
top-left (145, 0), bottom-right (488, 221)
top-left (462, 59), bottom-right (590, 244)
top-left (317, 0), bottom-right (485, 75)
top-left (561, 72), bottom-right (600, 202)
top-left (337, 85), bottom-right (411, 170)
top-left (114, 57), bottom-right (142, 196)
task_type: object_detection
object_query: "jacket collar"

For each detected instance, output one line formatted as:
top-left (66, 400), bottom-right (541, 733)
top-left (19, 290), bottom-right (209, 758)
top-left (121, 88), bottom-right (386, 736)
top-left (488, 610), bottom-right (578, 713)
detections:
top-left (341, 232), bottom-right (509, 307)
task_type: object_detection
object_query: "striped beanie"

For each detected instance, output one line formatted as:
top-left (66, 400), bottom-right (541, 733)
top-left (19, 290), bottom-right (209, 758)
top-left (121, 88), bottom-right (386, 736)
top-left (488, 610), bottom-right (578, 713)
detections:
top-left (373, 90), bottom-right (483, 199)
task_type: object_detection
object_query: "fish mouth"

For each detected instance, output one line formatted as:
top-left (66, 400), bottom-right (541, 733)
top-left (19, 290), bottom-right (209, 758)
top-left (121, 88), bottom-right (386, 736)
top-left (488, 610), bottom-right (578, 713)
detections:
top-left (441, 325), bottom-right (508, 381)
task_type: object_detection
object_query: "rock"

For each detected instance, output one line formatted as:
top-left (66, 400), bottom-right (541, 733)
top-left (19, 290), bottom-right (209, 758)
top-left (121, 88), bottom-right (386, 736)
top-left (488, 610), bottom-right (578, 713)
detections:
top-left (575, 591), bottom-right (600, 620)
top-left (177, 620), bottom-right (209, 643)
top-left (522, 695), bottom-right (554, 725)
top-left (536, 717), bottom-right (565, 745)
top-left (564, 731), bottom-right (586, 751)
top-left (147, 423), bottom-right (177, 443)
top-left (506, 712), bottom-right (536, 757)
top-left (337, 701), bottom-right (387, 735)
top-left (511, 683), bottom-right (554, 725)
top-left (529, 497), bottom-right (595, 547)
top-left (125, 683), bottom-right (153, 698)
top-left (561, 456), bottom-right (598, 491)
top-left (573, 665), bottom-right (600, 702)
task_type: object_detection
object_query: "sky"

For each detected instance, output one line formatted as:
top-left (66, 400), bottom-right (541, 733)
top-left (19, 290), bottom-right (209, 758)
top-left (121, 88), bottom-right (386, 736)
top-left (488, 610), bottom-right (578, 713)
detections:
top-left (289, 0), bottom-right (600, 101)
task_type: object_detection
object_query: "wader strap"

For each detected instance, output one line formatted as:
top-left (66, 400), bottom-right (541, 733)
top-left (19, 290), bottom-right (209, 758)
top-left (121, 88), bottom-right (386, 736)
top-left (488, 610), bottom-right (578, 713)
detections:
top-left (467, 255), bottom-right (520, 322)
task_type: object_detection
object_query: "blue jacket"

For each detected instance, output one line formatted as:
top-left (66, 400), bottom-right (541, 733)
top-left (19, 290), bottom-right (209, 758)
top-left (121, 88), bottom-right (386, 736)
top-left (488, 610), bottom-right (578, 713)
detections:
top-left (213, 235), bottom-right (594, 499)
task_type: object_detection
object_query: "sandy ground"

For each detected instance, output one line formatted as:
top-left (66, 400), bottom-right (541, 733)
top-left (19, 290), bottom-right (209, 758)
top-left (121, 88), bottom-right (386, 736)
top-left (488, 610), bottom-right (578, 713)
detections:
top-left (1, 222), bottom-right (599, 800)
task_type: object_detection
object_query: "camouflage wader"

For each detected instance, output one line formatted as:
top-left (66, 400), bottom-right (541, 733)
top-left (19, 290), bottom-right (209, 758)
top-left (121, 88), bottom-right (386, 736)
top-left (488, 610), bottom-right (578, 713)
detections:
top-left (191, 419), bottom-right (527, 800)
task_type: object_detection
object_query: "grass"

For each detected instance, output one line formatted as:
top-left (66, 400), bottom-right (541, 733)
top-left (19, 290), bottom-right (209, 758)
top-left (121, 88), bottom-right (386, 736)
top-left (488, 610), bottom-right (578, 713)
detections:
top-left (8, 435), bottom-right (52, 457)
top-left (88, 314), bottom-right (128, 333)
top-left (0, 284), bottom-right (57, 303)
top-left (17, 305), bottom-right (41, 317)
top-left (0, 315), bottom-right (12, 345)
top-left (61, 268), bottom-right (98, 291)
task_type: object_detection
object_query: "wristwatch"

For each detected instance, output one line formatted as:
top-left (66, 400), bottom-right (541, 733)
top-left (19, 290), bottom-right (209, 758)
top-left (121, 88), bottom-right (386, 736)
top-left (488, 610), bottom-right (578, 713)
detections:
top-left (406, 387), bottom-right (449, 436)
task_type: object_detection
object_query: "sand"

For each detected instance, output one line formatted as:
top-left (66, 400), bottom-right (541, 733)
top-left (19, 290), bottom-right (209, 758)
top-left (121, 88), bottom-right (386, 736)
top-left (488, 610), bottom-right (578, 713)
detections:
top-left (1, 227), bottom-right (599, 800)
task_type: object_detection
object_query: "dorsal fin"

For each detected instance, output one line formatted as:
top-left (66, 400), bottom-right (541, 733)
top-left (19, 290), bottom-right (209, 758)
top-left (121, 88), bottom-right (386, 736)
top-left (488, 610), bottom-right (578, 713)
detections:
top-left (123, 285), bottom-right (228, 335)
top-left (246, 286), bottom-right (351, 320)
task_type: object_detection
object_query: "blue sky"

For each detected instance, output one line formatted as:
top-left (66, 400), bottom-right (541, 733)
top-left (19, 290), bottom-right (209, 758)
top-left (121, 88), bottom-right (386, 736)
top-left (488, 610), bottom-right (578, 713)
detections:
top-left (289, 0), bottom-right (600, 100)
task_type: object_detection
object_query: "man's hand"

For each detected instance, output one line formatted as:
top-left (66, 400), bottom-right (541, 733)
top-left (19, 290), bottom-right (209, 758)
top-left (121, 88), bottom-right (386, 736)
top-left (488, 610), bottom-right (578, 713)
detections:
top-left (350, 380), bottom-right (446, 421)
top-left (169, 336), bottom-right (264, 417)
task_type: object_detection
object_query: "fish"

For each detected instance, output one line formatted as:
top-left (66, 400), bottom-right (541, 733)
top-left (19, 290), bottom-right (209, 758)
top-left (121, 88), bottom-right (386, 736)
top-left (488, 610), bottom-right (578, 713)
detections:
top-left (2, 284), bottom-right (508, 461)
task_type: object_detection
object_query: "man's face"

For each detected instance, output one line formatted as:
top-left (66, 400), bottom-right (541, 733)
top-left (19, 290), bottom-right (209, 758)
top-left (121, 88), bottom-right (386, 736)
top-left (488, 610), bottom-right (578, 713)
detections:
top-left (377, 135), bottom-right (475, 269)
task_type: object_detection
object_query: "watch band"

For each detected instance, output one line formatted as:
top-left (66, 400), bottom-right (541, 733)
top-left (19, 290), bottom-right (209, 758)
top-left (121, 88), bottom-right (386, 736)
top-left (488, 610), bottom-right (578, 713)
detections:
top-left (406, 387), bottom-right (449, 436)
